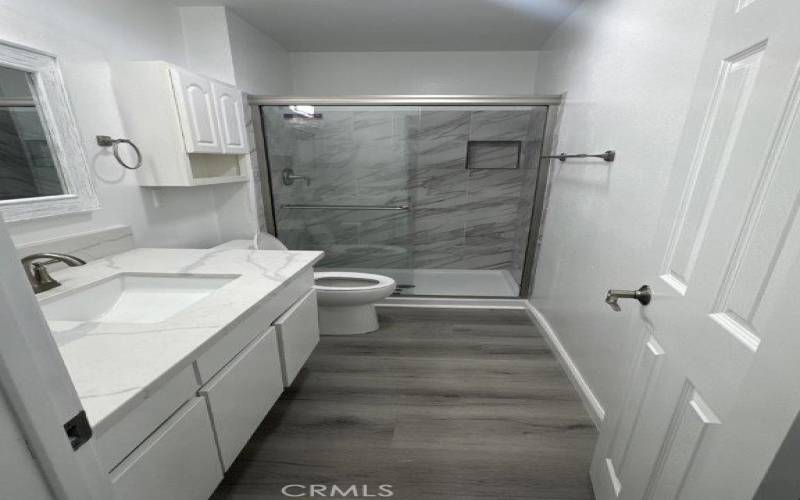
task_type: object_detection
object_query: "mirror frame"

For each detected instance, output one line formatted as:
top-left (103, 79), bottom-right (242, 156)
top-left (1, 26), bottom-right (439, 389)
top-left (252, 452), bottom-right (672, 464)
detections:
top-left (0, 41), bottom-right (98, 222)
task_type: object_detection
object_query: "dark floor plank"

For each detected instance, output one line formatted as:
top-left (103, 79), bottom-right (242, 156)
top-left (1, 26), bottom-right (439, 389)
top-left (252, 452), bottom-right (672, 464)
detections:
top-left (212, 307), bottom-right (596, 500)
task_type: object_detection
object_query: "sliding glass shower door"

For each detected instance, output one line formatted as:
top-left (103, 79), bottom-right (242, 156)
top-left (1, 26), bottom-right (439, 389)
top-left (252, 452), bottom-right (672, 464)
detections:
top-left (261, 104), bottom-right (548, 298)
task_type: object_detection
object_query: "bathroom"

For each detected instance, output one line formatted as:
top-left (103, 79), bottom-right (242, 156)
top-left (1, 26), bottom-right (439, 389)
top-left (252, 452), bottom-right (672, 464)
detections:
top-left (0, 0), bottom-right (799, 499)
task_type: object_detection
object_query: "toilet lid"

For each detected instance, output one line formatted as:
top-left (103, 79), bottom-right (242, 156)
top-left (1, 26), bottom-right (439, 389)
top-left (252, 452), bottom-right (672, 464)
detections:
top-left (313, 271), bottom-right (396, 291)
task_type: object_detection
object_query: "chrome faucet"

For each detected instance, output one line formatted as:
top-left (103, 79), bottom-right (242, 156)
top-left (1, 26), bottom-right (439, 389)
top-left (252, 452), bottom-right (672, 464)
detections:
top-left (21, 253), bottom-right (86, 294)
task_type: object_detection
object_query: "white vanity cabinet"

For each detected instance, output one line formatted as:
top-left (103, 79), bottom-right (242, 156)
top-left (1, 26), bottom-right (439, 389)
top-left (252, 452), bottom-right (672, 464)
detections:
top-left (274, 289), bottom-right (321, 386)
top-left (111, 61), bottom-right (249, 186)
top-left (110, 397), bottom-right (223, 500)
top-left (199, 328), bottom-right (284, 470)
top-left (98, 266), bottom-right (320, 499)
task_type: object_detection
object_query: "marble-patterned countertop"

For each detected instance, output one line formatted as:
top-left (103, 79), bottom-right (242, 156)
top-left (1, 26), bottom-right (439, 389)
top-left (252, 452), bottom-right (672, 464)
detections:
top-left (39, 247), bottom-right (323, 434)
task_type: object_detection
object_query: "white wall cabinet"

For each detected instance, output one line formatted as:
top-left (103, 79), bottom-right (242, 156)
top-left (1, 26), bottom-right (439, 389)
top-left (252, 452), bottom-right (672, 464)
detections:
top-left (112, 61), bottom-right (249, 186)
top-left (212, 81), bottom-right (249, 155)
top-left (170, 66), bottom-right (223, 154)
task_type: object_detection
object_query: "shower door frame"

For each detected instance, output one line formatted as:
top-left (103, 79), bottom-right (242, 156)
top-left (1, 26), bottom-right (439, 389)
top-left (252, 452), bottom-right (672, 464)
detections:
top-left (249, 95), bottom-right (563, 300)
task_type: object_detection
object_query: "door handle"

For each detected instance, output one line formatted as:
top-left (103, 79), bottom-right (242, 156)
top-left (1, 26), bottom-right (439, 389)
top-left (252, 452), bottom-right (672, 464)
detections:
top-left (605, 285), bottom-right (652, 312)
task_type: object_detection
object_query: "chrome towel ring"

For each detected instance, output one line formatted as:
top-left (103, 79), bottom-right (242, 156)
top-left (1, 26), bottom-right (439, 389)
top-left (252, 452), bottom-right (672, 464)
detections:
top-left (96, 135), bottom-right (142, 170)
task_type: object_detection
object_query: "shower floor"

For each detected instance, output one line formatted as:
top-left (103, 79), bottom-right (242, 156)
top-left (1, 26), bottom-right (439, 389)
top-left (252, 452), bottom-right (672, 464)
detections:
top-left (325, 268), bottom-right (520, 297)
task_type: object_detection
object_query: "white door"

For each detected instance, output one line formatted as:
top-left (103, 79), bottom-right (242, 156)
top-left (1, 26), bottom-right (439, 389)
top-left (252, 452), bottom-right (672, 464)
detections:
top-left (591, 0), bottom-right (800, 499)
top-left (170, 67), bottom-right (222, 153)
top-left (0, 218), bottom-right (113, 499)
top-left (211, 81), bottom-right (248, 155)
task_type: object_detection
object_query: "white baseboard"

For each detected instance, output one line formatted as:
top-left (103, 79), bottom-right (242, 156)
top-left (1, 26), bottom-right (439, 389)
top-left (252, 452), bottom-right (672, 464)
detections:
top-left (523, 301), bottom-right (605, 427)
top-left (379, 296), bottom-right (528, 309)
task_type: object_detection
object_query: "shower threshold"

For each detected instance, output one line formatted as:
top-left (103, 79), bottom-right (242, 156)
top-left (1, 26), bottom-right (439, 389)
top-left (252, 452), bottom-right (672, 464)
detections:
top-left (324, 268), bottom-right (520, 297)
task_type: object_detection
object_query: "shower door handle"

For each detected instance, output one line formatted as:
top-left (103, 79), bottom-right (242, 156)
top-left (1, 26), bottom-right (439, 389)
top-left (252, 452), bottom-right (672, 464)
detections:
top-left (605, 285), bottom-right (652, 312)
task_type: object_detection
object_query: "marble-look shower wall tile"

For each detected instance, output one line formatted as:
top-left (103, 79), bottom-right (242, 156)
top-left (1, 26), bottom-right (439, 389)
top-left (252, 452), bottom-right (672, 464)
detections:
top-left (461, 247), bottom-right (514, 271)
top-left (262, 105), bottom-right (549, 288)
top-left (353, 139), bottom-right (412, 190)
top-left (466, 141), bottom-right (521, 170)
top-left (353, 110), bottom-right (396, 142)
top-left (394, 109), bottom-right (421, 139)
top-left (469, 110), bottom-right (532, 141)
top-left (419, 109), bottom-right (470, 140)
top-left (509, 107), bottom-right (548, 284)
top-left (410, 165), bottom-right (468, 204)
top-left (466, 168), bottom-right (525, 205)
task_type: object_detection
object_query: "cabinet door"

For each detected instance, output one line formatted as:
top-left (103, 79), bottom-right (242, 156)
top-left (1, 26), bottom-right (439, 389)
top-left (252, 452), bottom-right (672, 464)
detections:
top-left (274, 289), bottom-right (320, 386)
top-left (169, 67), bottom-right (222, 153)
top-left (110, 397), bottom-right (222, 500)
top-left (199, 328), bottom-right (284, 470)
top-left (211, 81), bottom-right (249, 154)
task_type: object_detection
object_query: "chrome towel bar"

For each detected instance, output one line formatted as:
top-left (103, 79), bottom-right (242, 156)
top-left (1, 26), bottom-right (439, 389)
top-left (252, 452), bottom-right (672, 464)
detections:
top-left (282, 204), bottom-right (410, 211)
top-left (542, 150), bottom-right (616, 162)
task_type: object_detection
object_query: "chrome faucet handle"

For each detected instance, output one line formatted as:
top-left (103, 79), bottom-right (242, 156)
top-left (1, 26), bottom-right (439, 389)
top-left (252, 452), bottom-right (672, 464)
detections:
top-left (21, 253), bottom-right (86, 294)
top-left (605, 285), bottom-right (652, 312)
top-left (282, 168), bottom-right (311, 187)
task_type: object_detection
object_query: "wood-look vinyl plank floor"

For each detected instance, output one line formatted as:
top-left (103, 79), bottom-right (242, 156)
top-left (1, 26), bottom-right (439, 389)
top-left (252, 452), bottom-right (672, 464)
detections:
top-left (211, 308), bottom-right (596, 500)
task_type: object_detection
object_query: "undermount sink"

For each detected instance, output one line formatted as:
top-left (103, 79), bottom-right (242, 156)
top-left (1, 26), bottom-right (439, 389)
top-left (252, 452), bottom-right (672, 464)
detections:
top-left (41, 273), bottom-right (239, 324)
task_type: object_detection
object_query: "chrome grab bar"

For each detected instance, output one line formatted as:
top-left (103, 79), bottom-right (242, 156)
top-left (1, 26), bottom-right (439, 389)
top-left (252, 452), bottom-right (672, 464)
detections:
top-left (282, 204), bottom-right (409, 211)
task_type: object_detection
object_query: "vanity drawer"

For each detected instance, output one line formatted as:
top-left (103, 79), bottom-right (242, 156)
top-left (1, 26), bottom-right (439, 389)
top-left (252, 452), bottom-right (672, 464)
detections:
top-left (273, 289), bottom-right (320, 387)
top-left (199, 328), bottom-right (284, 470)
top-left (195, 267), bottom-right (313, 383)
top-left (110, 397), bottom-right (222, 500)
top-left (95, 364), bottom-right (197, 471)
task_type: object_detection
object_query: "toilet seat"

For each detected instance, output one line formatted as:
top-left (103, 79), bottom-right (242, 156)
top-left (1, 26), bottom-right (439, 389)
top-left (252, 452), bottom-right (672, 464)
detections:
top-left (313, 271), bottom-right (396, 309)
top-left (314, 272), bottom-right (395, 292)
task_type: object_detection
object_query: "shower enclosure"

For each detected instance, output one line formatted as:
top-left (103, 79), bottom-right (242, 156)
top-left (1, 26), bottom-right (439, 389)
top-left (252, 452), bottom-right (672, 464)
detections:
top-left (253, 97), bottom-right (555, 298)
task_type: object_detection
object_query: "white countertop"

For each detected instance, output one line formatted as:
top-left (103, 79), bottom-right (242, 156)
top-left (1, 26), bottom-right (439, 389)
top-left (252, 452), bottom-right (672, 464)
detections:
top-left (39, 247), bottom-right (323, 434)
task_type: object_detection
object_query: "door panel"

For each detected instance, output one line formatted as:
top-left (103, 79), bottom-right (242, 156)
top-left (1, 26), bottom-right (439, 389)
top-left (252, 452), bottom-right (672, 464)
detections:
top-left (661, 43), bottom-right (765, 295)
top-left (592, 0), bottom-right (800, 498)
top-left (644, 384), bottom-right (720, 500)
top-left (603, 332), bottom-right (666, 497)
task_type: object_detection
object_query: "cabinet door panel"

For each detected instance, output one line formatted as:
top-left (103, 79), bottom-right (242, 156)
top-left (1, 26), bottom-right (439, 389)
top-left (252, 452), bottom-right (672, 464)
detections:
top-left (199, 329), bottom-right (284, 470)
top-left (170, 67), bottom-right (222, 153)
top-left (274, 289), bottom-right (320, 386)
top-left (211, 81), bottom-right (248, 155)
top-left (110, 397), bottom-right (222, 500)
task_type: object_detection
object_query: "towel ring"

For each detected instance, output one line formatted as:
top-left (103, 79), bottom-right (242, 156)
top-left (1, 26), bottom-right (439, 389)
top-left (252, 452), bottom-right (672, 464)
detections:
top-left (96, 135), bottom-right (142, 170)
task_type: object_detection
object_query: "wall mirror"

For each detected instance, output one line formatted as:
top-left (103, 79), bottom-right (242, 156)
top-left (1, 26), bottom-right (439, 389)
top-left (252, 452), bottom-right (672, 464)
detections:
top-left (0, 41), bottom-right (97, 222)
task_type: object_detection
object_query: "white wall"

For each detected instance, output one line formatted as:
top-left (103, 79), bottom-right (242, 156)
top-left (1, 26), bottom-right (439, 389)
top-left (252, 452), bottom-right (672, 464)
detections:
top-left (1, 0), bottom-right (229, 249)
top-left (530, 0), bottom-right (717, 420)
top-left (180, 6), bottom-right (237, 85)
top-left (226, 9), bottom-right (292, 95)
top-left (180, 6), bottom-right (292, 96)
top-left (290, 51), bottom-right (538, 95)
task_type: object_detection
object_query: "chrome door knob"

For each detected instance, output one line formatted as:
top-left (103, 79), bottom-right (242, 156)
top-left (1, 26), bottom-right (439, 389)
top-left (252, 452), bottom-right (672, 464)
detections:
top-left (605, 285), bottom-right (652, 312)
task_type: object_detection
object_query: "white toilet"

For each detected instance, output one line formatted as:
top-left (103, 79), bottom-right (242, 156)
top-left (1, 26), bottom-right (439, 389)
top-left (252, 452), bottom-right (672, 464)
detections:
top-left (215, 233), bottom-right (395, 335)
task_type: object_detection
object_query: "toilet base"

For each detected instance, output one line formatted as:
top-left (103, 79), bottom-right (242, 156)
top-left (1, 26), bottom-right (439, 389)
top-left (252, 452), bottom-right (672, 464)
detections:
top-left (318, 304), bottom-right (379, 335)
